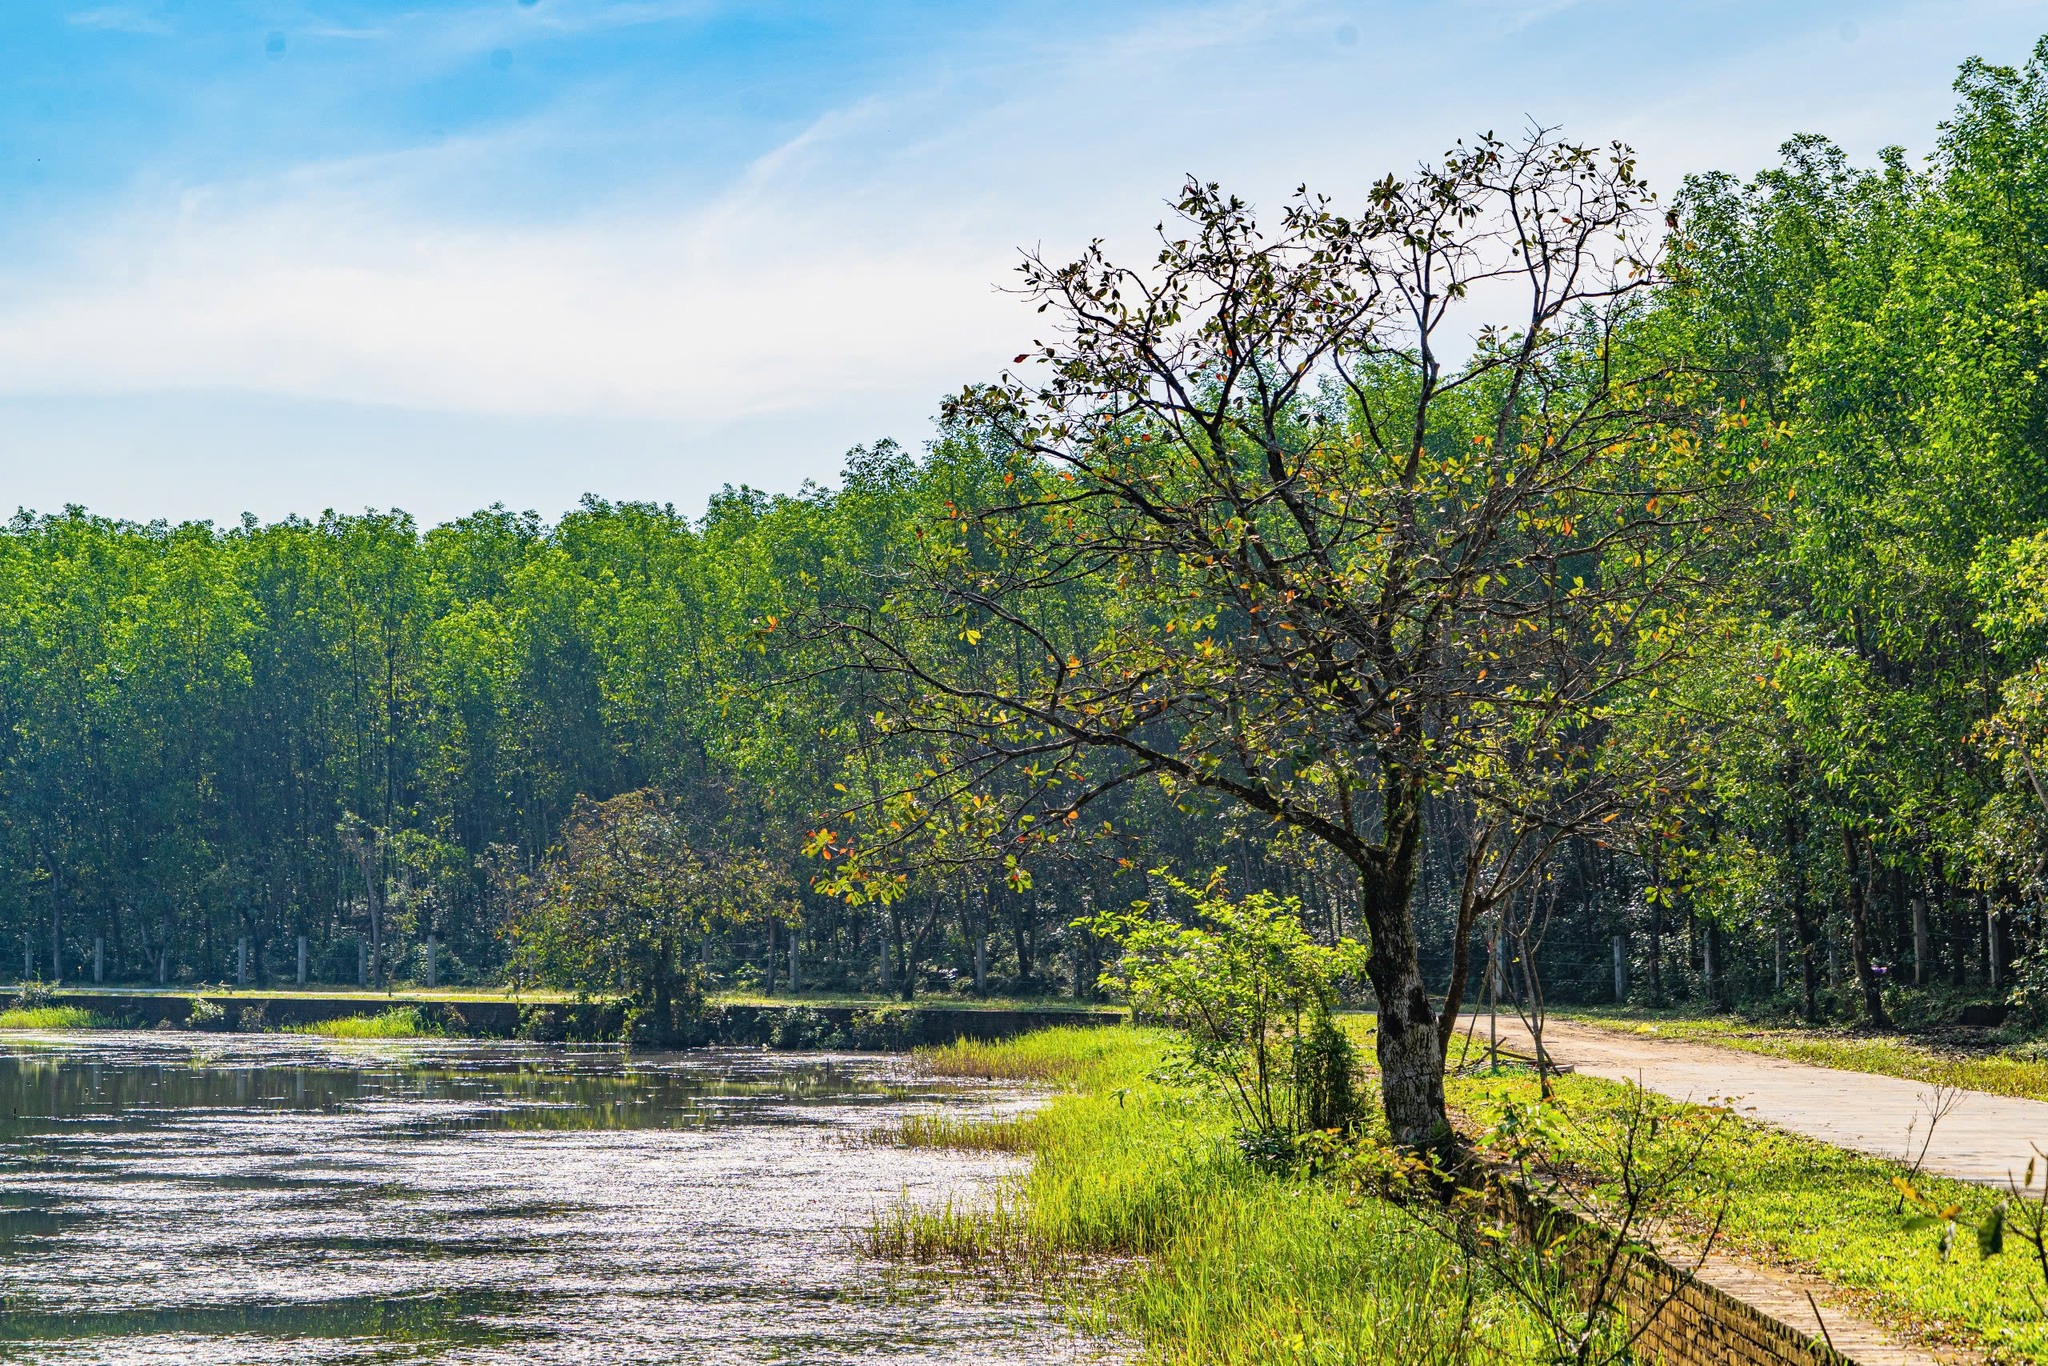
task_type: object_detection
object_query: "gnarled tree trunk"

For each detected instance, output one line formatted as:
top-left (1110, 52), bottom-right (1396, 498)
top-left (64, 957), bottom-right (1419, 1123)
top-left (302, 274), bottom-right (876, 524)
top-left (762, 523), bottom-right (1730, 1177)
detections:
top-left (1356, 779), bottom-right (1451, 1156)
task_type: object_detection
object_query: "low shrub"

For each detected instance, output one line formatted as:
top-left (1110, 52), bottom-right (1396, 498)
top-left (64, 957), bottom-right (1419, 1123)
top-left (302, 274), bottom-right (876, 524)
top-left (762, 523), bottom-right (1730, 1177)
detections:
top-left (12, 980), bottom-right (56, 1011)
top-left (516, 1000), bottom-right (627, 1042)
top-left (845, 1007), bottom-right (914, 1051)
top-left (1089, 873), bottom-right (1369, 1153)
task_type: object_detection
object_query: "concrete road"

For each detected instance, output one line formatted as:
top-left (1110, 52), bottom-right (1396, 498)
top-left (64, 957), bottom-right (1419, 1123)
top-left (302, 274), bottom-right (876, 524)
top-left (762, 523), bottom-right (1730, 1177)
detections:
top-left (1460, 1014), bottom-right (2048, 1191)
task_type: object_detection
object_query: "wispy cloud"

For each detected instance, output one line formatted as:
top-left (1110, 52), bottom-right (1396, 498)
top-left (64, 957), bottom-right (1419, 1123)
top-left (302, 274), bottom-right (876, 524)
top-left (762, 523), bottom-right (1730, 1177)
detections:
top-left (0, 107), bottom-right (1019, 422)
top-left (66, 6), bottom-right (171, 36)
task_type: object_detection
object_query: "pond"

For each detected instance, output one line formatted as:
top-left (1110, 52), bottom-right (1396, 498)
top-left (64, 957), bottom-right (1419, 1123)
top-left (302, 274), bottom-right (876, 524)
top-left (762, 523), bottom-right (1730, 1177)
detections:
top-left (0, 1033), bottom-right (1093, 1364)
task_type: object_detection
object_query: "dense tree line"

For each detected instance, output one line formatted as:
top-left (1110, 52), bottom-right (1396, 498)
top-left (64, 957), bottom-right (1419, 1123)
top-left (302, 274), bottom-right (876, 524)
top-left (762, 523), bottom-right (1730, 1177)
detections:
top-left (0, 472), bottom-right (1331, 998)
top-left (6, 42), bottom-right (2048, 1085)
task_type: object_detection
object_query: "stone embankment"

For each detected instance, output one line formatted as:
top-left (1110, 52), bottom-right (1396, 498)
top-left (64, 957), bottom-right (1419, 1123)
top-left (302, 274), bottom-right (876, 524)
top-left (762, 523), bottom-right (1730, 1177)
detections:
top-left (35, 989), bottom-right (1124, 1048)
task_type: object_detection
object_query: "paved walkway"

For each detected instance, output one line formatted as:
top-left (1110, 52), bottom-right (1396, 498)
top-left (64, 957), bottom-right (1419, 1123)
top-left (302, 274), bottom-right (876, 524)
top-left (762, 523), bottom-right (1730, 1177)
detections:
top-left (1460, 1014), bottom-right (2048, 1191)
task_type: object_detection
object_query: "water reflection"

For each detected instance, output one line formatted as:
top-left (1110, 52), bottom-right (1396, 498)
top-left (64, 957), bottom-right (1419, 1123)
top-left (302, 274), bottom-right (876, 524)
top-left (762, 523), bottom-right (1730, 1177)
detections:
top-left (0, 1034), bottom-right (1082, 1364)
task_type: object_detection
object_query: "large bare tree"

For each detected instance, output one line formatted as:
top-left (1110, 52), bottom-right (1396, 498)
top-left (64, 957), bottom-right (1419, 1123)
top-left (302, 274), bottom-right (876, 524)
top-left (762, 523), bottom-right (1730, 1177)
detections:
top-left (814, 127), bottom-right (1736, 1153)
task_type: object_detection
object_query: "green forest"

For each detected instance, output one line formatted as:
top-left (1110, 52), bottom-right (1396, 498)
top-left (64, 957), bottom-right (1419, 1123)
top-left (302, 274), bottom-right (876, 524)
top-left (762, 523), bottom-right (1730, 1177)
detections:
top-left (9, 41), bottom-right (2048, 1100)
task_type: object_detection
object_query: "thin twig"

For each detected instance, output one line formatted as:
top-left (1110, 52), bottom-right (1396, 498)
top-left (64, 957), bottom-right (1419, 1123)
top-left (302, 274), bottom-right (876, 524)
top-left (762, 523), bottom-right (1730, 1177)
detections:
top-left (1804, 1290), bottom-right (1837, 1356)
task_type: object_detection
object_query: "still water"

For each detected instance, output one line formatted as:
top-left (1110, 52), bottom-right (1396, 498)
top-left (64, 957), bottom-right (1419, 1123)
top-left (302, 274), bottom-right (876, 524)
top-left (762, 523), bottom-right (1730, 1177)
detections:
top-left (0, 1033), bottom-right (1089, 1364)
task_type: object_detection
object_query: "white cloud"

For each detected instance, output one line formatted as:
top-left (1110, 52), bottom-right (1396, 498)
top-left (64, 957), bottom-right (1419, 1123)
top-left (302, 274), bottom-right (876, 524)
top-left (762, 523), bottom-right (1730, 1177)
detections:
top-left (0, 193), bottom-right (1013, 422)
top-left (0, 91), bottom-right (1029, 425)
top-left (66, 6), bottom-right (172, 35)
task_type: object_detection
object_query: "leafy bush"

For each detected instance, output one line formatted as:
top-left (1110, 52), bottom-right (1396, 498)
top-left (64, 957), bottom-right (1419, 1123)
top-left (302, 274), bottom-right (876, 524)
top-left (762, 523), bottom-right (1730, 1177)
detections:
top-left (769, 1007), bottom-right (836, 1049)
top-left (504, 788), bottom-right (793, 1043)
top-left (514, 1000), bottom-right (627, 1042)
top-left (185, 996), bottom-right (227, 1030)
top-left (12, 980), bottom-right (55, 1011)
top-left (1089, 872), bottom-right (1368, 1147)
top-left (846, 1007), bottom-right (913, 1051)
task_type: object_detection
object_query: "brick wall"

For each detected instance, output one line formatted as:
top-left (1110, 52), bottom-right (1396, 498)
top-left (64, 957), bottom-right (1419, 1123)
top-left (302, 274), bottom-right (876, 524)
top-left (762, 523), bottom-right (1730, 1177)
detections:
top-left (1503, 1184), bottom-right (1857, 1366)
top-left (1610, 1256), bottom-right (1849, 1366)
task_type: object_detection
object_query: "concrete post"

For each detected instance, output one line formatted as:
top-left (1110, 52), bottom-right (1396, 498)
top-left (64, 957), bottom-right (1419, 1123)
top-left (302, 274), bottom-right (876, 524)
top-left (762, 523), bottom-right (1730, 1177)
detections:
top-left (1912, 892), bottom-right (1930, 988)
top-left (297, 935), bottom-right (308, 986)
top-left (93, 937), bottom-right (103, 984)
top-left (1702, 924), bottom-right (1718, 1005)
top-left (22, 938), bottom-right (30, 981)
top-left (789, 927), bottom-right (800, 993)
top-left (1774, 928), bottom-right (1785, 993)
top-left (1611, 934), bottom-right (1627, 1003)
top-left (237, 936), bottom-right (249, 987)
top-left (426, 934), bottom-right (438, 989)
top-left (358, 940), bottom-right (367, 988)
top-left (1989, 903), bottom-right (2002, 991)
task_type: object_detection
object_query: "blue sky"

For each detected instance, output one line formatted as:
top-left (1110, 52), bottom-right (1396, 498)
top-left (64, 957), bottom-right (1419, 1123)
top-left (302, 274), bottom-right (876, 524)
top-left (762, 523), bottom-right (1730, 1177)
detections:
top-left (2, 0), bottom-right (2044, 526)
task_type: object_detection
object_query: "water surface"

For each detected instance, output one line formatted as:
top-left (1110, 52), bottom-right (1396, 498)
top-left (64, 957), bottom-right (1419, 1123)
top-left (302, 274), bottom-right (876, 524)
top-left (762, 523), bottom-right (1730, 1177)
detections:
top-left (0, 1032), bottom-right (1084, 1364)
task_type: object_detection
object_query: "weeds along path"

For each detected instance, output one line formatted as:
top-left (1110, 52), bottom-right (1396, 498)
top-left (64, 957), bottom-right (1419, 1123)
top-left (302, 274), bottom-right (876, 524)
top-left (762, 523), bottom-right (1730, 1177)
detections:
top-left (1466, 1015), bottom-right (2048, 1189)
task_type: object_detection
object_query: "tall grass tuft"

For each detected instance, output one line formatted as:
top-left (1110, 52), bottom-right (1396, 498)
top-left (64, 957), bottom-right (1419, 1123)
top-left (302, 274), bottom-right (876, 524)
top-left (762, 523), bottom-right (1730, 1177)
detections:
top-left (888, 1111), bottom-right (1043, 1153)
top-left (287, 1006), bottom-right (441, 1039)
top-left (911, 1026), bottom-right (1143, 1084)
top-left (0, 1005), bottom-right (109, 1030)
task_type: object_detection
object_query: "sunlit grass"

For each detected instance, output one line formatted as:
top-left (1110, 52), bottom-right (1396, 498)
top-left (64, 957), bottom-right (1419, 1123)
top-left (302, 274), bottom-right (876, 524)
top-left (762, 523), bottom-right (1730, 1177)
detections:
top-left (912, 1025), bottom-right (1151, 1084)
top-left (0, 1005), bottom-right (109, 1029)
top-left (889, 1111), bottom-right (1043, 1152)
top-left (285, 1006), bottom-right (442, 1038)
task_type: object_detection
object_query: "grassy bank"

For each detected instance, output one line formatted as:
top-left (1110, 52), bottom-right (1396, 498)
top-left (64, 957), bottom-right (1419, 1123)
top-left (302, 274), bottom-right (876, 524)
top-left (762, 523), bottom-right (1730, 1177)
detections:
top-left (875, 1027), bottom-right (1567, 1366)
top-left (1446, 1069), bottom-right (2048, 1362)
top-left (1559, 1010), bottom-right (2048, 1104)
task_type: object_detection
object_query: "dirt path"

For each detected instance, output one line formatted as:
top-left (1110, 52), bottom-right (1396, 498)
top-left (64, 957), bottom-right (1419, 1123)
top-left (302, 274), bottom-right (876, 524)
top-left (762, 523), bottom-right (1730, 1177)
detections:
top-left (1459, 1014), bottom-right (2048, 1191)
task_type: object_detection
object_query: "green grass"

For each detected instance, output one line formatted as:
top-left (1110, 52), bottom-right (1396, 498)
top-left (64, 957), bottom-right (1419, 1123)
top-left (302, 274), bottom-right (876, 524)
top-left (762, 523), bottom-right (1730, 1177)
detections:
top-left (914, 1027), bottom-right (1143, 1083)
top-left (871, 1026), bottom-right (1567, 1366)
top-left (712, 990), bottom-right (1121, 1013)
top-left (0, 1005), bottom-right (109, 1029)
top-left (1446, 1069), bottom-right (2048, 1362)
top-left (1559, 1010), bottom-right (2048, 1104)
top-left (284, 1007), bottom-right (443, 1038)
